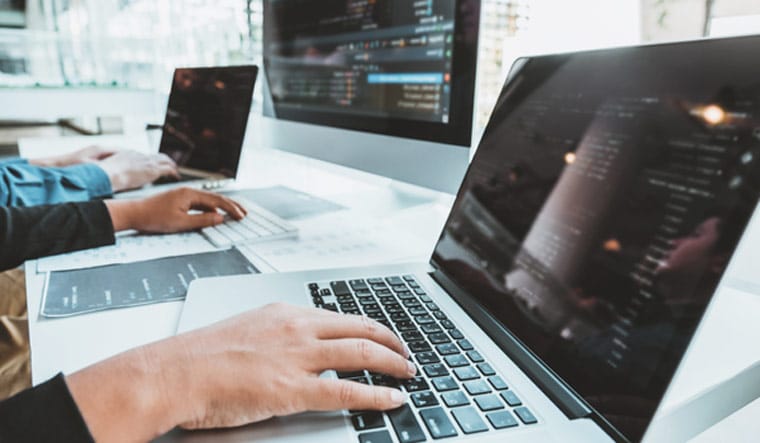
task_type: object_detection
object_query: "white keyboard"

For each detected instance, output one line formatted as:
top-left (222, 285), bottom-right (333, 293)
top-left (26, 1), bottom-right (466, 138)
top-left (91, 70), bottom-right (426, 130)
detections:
top-left (201, 198), bottom-right (298, 247)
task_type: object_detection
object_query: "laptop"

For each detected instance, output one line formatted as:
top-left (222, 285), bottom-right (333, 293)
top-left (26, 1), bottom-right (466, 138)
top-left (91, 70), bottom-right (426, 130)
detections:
top-left (173, 35), bottom-right (760, 443)
top-left (153, 65), bottom-right (258, 190)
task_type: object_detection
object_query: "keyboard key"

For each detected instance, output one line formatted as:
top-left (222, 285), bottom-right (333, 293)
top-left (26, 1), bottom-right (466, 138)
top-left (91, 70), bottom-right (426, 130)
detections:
top-left (441, 320), bottom-right (456, 329)
top-left (402, 377), bottom-right (429, 392)
top-left (403, 275), bottom-right (416, 282)
top-left (488, 376), bottom-right (508, 390)
top-left (337, 370), bottom-right (365, 379)
top-left (449, 329), bottom-right (464, 340)
top-left (500, 390), bottom-right (522, 406)
top-left (387, 404), bottom-right (426, 443)
top-left (330, 281), bottom-right (352, 296)
top-left (396, 321), bottom-right (416, 331)
top-left (368, 278), bottom-right (384, 284)
top-left (463, 380), bottom-right (492, 396)
top-left (514, 407), bottom-right (538, 425)
top-left (415, 352), bottom-right (440, 365)
top-left (390, 312), bottom-right (411, 323)
top-left (421, 324), bottom-right (443, 334)
top-left (429, 333), bottom-right (451, 344)
top-left (423, 364), bottom-right (449, 378)
top-left (413, 288), bottom-right (427, 295)
top-left (414, 315), bottom-right (435, 325)
top-left (352, 412), bottom-right (385, 431)
top-left (436, 343), bottom-right (459, 355)
top-left (444, 355), bottom-right (469, 368)
top-left (466, 351), bottom-right (484, 363)
top-left (474, 394), bottom-right (504, 411)
top-left (487, 411), bottom-right (519, 429)
top-left (371, 375), bottom-right (400, 389)
top-left (408, 341), bottom-right (432, 353)
top-left (451, 407), bottom-right (488, 434)
top-left (402, 299), bottom-right (422, 308)
top-left (349, 279), bottom-right (368, 290)
top-left (359, 430), bottom-right (393, 443)
top-left (458, 340), bottom-right (474, 351)
top-left (441, 391), bottom-right (470, 407)
top-left (411, 391), bottom-right (439, 408)
top-left (386, 276), bottom-right (404, 286)
top-left (453, 367), bottom-right (480, 381)
top-left (477, 363), bottom-right (496, 376)
top-left (409, 307), bottom-right (427, 316)
top-left (401, 331), bottom-right (424, 342)
top-left (426, 302), bottom-right (440, 311)
top-left (418, 295), bottom-right (432, 303)
top-left (433, 311), bottom-right (448, 321)
top-left (432, 376), bottom-right (458, 392)
top-left (419, 407), bottom-right (458, 439)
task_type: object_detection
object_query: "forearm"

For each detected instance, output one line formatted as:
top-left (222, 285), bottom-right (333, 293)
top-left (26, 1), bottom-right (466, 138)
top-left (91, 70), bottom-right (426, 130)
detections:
top-left (0, 202), bottom-right (116, 270)
top-left (65, 339), bottom-right (193, 442)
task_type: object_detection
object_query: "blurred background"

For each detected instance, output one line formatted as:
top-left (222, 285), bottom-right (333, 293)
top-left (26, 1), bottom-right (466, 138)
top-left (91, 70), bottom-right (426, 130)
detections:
top-left (1, 0), bottom-right (759, 153)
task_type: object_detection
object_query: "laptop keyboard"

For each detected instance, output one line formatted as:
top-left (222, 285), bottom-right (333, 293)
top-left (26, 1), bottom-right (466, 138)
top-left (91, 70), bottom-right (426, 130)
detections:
top-left (201, 198), bottom-right (298, 247)
top-left (307, 275), bottom-right (538, 443)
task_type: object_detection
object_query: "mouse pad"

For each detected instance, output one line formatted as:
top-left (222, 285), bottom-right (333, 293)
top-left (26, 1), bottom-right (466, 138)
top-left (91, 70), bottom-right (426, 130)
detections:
top-left (225, 186), bottom-right (345, 220)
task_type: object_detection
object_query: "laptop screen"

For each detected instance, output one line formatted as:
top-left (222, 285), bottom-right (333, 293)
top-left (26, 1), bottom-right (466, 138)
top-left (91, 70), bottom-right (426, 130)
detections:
top-left (159, 66), bottom-right (258, 178)
top-left (432, 36), bottom-right (760, 441)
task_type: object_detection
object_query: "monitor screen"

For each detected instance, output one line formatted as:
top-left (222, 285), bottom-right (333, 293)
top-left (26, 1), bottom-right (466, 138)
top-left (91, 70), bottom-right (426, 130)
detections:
top-left (159, 66), bottom-right (258, 179)
top-left (432, 36), bottom-right (760, 441)
top-left (263, 0), bottom-right (479, 146)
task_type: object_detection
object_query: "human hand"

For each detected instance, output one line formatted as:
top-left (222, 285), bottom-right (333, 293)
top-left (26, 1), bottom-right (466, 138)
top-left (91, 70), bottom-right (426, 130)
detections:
top-left (28, 145), bottom-right (117, 168)
top-left (94, 150), bottom-right (179, 191)
top-left (67, 304), bottom-right (414, 441)
top-left (105, 187), bottom-right (247, 233)
top-left (174, 303), bottom-right (413, 429)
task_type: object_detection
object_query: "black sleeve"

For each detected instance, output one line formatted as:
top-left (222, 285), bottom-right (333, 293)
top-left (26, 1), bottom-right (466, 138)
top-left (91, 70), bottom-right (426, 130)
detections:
top-left (0, 201), bottom-right (116, 271)
top-left (0, 373), bottom-right (94, 442)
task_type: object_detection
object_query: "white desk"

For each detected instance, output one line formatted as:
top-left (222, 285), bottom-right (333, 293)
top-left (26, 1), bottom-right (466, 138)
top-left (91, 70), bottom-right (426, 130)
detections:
top-left (20, 135), bottom-right (760, 441)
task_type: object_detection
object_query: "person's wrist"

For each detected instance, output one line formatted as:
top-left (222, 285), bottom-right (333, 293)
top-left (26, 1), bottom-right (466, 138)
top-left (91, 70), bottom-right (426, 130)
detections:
top-left (66, 343), bottom-right (187, 441)
top-left (140, 337), bottom-right (199, 433)
top-left (29, 156), bottom-right (64, 168)
top-left (104, 200), bottom-right (141, 232)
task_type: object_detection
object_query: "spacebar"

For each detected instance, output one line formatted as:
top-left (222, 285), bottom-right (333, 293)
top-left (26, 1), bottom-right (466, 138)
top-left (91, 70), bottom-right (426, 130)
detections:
top-left (387, 405), bottom-right (426, 443)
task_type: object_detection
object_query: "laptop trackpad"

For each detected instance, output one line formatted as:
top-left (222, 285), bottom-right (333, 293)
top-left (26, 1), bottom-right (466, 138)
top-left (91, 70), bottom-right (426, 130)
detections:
top-left (158, 410), bottom-right (353, 442)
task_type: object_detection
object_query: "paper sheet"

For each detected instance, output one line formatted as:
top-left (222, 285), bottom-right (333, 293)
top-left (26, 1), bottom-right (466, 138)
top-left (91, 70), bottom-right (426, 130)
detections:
top-left (37, 231), bottom-right (216, 273)
top-left (250, 203), bottom-right (448, 272)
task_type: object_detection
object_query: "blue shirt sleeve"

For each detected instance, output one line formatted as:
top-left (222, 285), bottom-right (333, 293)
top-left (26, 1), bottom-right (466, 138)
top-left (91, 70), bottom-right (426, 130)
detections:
top-left (0, 158), bottom-right (113, 207)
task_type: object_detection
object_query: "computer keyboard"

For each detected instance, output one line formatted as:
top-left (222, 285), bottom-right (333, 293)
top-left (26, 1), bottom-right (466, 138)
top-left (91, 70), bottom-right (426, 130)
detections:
top-left (307, 275), bottom-right (538, 443)
top-left (201, 198), bottom-right (298, 247)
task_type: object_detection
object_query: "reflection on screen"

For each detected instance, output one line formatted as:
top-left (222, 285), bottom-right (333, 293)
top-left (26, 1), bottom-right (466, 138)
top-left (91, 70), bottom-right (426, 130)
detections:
top-left (433, 37), bottom-right (760, 440)
top-left (159, 67), bottom-right (257, 178)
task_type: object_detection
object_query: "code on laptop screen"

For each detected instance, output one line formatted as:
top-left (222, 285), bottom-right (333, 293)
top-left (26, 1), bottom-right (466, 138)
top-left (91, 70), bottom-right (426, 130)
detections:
top-left (433, 36), bottom-right (760, 441)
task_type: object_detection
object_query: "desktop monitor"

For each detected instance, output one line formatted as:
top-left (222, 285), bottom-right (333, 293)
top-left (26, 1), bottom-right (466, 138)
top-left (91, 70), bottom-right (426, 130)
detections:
top-left (260, 0), bottom-right (481, 193)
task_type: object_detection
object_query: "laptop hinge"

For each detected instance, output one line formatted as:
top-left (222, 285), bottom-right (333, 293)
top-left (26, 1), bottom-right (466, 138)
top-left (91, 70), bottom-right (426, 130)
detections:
top-left (428, 264), bottom-right (593, 420)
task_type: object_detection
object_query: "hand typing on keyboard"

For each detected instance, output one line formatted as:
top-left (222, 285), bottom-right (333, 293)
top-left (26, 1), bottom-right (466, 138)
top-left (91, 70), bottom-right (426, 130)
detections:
top-left (66, 303), bottom-right (415, 441)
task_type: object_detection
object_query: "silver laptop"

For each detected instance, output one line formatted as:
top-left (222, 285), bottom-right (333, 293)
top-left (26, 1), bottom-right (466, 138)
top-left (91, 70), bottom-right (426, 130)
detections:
top-left (173, 35), bottom-right (760, 443)
top-left (153, 65), bottom-right (258, 191)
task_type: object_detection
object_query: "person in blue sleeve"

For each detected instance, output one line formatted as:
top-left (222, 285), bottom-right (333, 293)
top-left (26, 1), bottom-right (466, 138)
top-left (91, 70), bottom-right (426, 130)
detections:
top-left (0, 145), bottom-right (180, 207)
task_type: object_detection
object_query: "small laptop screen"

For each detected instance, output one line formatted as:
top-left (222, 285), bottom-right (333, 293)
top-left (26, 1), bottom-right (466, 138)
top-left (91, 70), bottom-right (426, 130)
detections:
top-left (432, 36), bottom-right (760, 441)
top-left (159, 66), bottom-right (258, 178)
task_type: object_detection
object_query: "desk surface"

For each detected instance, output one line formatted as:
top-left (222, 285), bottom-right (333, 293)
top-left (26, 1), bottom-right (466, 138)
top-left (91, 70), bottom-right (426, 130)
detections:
top-left (21, 133), bottom-right (760, 441)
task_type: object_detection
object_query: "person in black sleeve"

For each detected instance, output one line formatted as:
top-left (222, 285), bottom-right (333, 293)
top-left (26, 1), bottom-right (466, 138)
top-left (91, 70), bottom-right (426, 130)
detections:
top-left (0, 188), bottom-right (413, 442)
